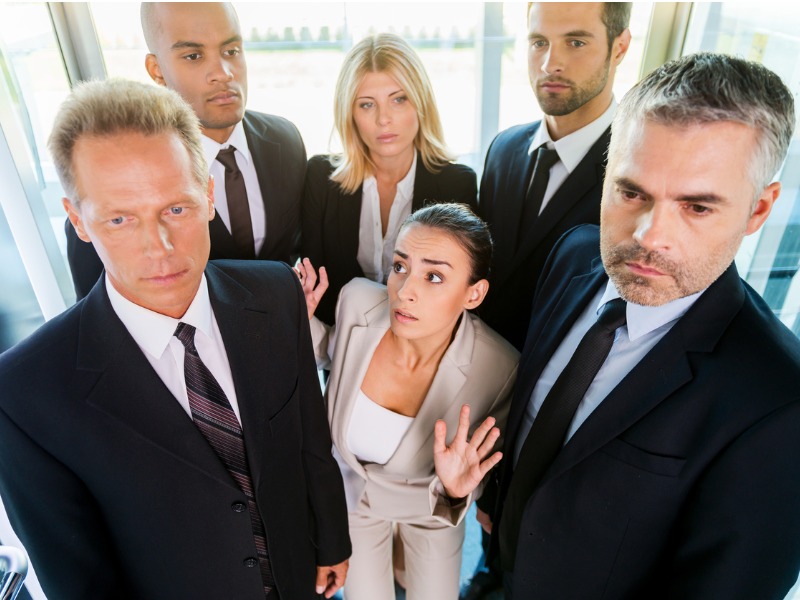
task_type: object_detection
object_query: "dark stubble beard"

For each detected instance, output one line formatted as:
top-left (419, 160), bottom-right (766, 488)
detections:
top-left (535, 54), bottom-right (611, 117)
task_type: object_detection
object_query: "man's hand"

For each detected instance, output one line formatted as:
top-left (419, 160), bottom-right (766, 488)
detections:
top-left (476, 507), bottom-right (493, 534)
top-left (433, 404), bottom-right (503, 500)
top-left (295, 257), bottom-right (328, 321)
top-left (315, 559), bottom-right (348, 598)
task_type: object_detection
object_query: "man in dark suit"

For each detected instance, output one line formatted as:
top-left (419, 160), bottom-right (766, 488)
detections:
top-left (465, 6), bottom-right (632, 597)
top-left (66, 2), bottom-right (306, 299)
top-left (478, 2), bottom-right (632, 352)
top-left (0, 79), bottom-right (350, 599)
top-left (484, 53), bottom-right (800, 599)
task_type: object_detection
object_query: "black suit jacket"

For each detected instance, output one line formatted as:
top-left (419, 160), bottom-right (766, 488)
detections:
top-left (490, 225), bottom-right (800, 599)
top-left (477, 121), bottom-right (610, 350)
top-left (301, 153), bottom-right (477, 325)
top-left (65, 110), bottom-right (306, 299)
top-left (0, 261), bottom-right (351, 600)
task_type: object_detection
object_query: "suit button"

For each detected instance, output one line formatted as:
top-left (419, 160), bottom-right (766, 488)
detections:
top-left (243, 557), bottom-right (258, 568)
top-left (232, 501), bottom-right (247, 512)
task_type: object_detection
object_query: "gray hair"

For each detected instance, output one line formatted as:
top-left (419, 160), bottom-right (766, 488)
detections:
top-left (48, 78), bottom-right (207, 203)
top-left (611, 52), bottom-right (796, 197)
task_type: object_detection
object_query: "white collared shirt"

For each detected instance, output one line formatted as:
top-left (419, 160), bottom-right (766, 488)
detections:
top-left (526, 99), bottom-right (616, 215)
top-left (105, 274), bottom-right (242, 425)
top-left (357, 152), bottom-right (417, 283)
top-left (513, 279), bottom-right (704, 466)
top-left (201, 121), bottom-right (266, 254)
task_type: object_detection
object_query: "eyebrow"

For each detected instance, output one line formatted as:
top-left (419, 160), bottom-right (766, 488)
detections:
top-left (394, 250), bottom-right (454, 269)
top-left (170, 35), bottom-right (241, 51)
top-left (528, 29), bottom-right (596, 41)
top-left (614, 177), bottom-right (727, 204)
top-left (356, 89), bottom-right (404, 101)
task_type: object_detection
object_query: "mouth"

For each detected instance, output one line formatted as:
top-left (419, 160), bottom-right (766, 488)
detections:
top-left (539, 78), bottom-right (571, 93)
top-left (393, 308), bottom-right (418, 323)
top-left (144, 269), bottom-right (189, 285)
top-left (208, 89), bottom-right (240, 105)
top-left (626, 262), bottom-right (666, 277)
top-left (377, 133), bottom-right (398, 143)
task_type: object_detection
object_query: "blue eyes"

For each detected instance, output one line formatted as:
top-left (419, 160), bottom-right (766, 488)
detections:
top-left (170, 207), bottom-right (184, 215)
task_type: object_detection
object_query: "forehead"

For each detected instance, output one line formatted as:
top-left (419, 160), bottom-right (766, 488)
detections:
top-left (152, 3), bottom-right (239, 48)
top-left (356, 71), bottom-right (403, 95)
top-left (608, 120), bottom-right (759, 200)
top-left (397, 224), bottom-right (469, 260)
top-left (72, 131), bottom-right (200, 207)
top-left (528, 2), bottom-right (605, 34)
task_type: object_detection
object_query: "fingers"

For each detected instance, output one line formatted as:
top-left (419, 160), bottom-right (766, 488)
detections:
top-left (478, 450), bottom-right (503, 478)
top-left (468, 415), bottom-right (497, 452)
top-left (433, 419), bottom-right (447, 455)
top-left (475, 425), bottom-right (501, 461)
top-left (315, 265), bottom-right (329, 299)
top-left (315, 566), bottom-right (329, 595)
top-left (454, 404), bottom-right (471, 443)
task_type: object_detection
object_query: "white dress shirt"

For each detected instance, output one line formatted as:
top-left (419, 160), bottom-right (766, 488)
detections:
top-left (202, 121), bottom-right (267, 254)
top-left (513, 280), bottom-right (704, 465)
top-left (527, 99), bottom-right (616, 215)
top-left (357, 152), bottom-right (417, 283)
top-left (105, 274), bottom-right (242, 425)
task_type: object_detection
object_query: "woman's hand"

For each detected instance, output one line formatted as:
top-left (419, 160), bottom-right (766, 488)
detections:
top-left (295, 257), bottom-right (328, 321)
top-left (433, 404), bottom-right (503, 500)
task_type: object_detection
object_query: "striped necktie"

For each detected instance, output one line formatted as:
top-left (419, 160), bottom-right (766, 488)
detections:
top-left (174, 322), bottom-right (273, 596)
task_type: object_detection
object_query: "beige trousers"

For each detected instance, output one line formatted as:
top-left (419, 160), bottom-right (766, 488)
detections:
top-left (343, 510), bottom-right (465, 600)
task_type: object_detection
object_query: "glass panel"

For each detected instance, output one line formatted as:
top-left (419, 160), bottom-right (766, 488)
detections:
top-left (0, 2), bottom-right (74, 263)
top-left (684, 3), bottom-right (800, 336)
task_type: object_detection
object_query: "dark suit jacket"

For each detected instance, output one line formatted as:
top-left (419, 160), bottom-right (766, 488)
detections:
top-left (477, 121), bottom-right (610, 350)
top-left (0, 261), bottom-right (351, 600)
top-left (65, 110), bottom-right (306, 299)
top-left (489, 225), bottom-right (800, 599)
top-left (301, 153), bottom-right (477, 325)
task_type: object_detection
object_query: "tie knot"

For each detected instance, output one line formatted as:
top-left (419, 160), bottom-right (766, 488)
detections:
top-left (174, 322), bottom-right (197, 350)
top-left (216, 146), bottom-right (238, 171)
top-left (597, 298), bottom-right (627, 333)
top-left (536, 146), bottom-right (560, 171)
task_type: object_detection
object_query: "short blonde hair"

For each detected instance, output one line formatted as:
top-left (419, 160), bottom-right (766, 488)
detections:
top-left (48, 78), bottom-right (207, 203)
top-left (331, 33), bottom-right (453, 194)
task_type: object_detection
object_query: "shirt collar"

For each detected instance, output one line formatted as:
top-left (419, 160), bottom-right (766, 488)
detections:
top-left (362, 152), bottom-right (417, 197)
top-left (201, 120), bottom-right (251, 168)
top-left (106, 274), bottom-right (214, 359)
top-left (598, 278), bottom-right (704, 342)
top-left (528, 98), bottom-right (616, 173)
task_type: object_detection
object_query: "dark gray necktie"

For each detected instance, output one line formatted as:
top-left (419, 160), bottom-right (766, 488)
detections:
top-left (499, 298), bottom-right (627, 571)
top-left (518, 146), bottom-right (560, 247)
top-left (174, 322), bottom-right (273, 596)
top-left (216, 146), bottom-right (256, 259)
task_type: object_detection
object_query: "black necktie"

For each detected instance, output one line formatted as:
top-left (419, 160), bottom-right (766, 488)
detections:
top-left (518, 146), bottom-right (560, 248)
top-left (216, 146), bottom-right (256, 259)
top-left (174, 323), bottom-right (274, 596)
top-left (499, 298), bottom-right (627, 571)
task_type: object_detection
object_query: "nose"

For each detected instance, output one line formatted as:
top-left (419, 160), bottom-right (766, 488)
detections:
top-left (208, 55), bottom-right (234, 84)
top-left (141, 219), bottom-right (173, 259)
top-left (633, 202), bottom-right (673, 252)
top-left (396, 275), bottom-right (417, 303)
top-left (376, 104), bottom-right (390, 126)
top-left (541, 46), bottom-right (564, 76)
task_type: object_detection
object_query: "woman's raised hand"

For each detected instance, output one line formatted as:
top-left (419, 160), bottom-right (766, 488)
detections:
top-left (295, 257), bottom-right (328, 321)
top-left (433, 404), bottom-right (502, 500)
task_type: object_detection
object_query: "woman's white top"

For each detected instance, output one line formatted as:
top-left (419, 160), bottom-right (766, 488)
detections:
top-left (356, 152), bottom-right (417, 284)
top-left (346, 389), bottom-right (414, 464)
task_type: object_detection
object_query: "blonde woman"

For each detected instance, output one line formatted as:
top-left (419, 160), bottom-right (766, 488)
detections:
top-left (302, 33), bottom-right (477, 325)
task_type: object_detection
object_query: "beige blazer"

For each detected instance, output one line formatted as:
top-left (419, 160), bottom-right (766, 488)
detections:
top-left (313, 278), bottom-right (519, 527)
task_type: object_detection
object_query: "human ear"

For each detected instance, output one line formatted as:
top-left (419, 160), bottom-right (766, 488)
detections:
top-left (464, 279), bottom-right (489, 310)
top-left (63, 197), bottom-right (91, 243)
top-left (145, 54), bottom-right (166, 86)
top-left (745, 181), bottom-right (780, 235)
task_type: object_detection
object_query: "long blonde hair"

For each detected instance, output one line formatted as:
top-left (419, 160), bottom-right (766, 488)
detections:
top-left (330, 33), bottom-right (453, 194)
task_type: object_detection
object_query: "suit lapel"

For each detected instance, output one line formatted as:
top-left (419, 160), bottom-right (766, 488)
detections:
top-left (411, 150), bottom-right (436, 211)
top-left (492, 127), bottom-right (539, 285)
top-left (505, 264), bottom-right (606, 448)
top-left (508, 127), bottom-right (610, 280)
top-left (243, 112), bottom-right (282, 259)
top-left (543, 263), bottom-right (746, 486)
top-left (338, 185), bottom-right (363, 272)
top-left (79, 280), bottom-right (237, 490)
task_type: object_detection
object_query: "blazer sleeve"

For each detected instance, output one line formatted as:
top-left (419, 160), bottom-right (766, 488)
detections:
top-left (0, 405), bottom-right (131, 599)
top-left (301, 155), bottom-right (333, 272)
top-left (446, 163), bottom-right (478, 212)
top-left (290, 268), bottom-right (352, 566)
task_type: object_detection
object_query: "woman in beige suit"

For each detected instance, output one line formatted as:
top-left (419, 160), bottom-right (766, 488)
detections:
top-left (298, 204), bottom-right (519, 599)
